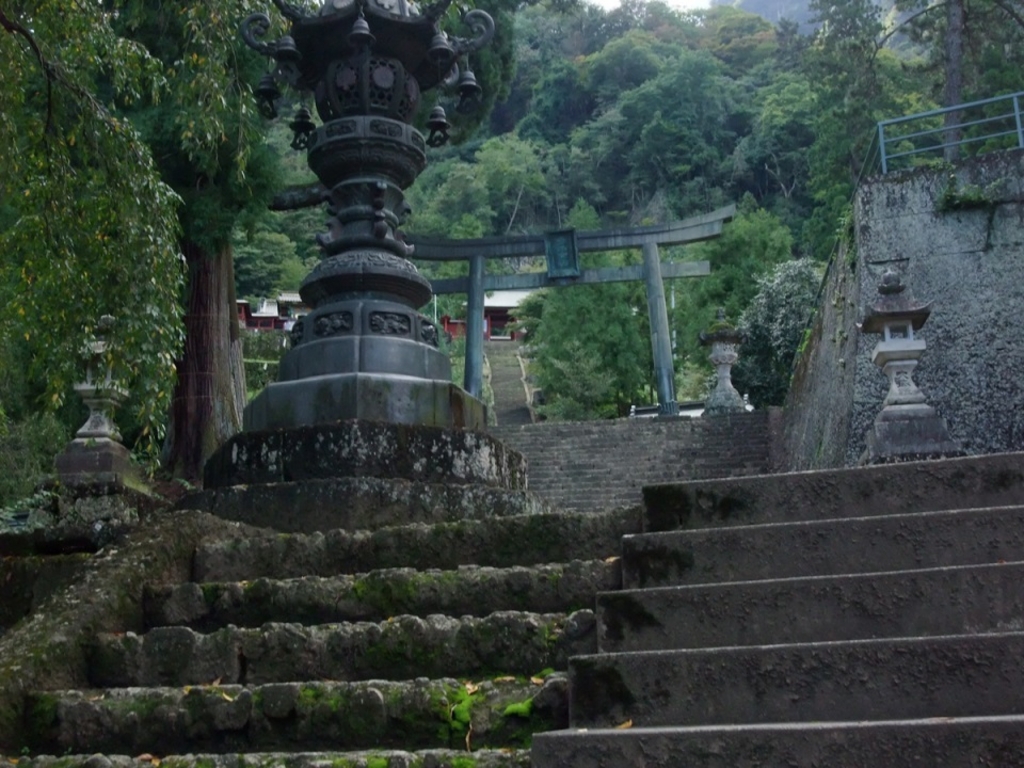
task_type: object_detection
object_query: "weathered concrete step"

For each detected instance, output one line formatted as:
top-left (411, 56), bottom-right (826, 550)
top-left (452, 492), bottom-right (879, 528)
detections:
top-left (90, 610), bottom-right (596, 687)
top-left (598, 561), bottom-right (1024, 653)
top-left (17, 750), bottom-right (531, 768)
top-left (531, 716), bottom-right (1024, 767)
top-left (26, 676), bottom-right (565, 755)
top-left (147, 561), bottom-right (619, 631)
top-left (569, 631), bottom-right (1024, 729)
top-left (182, 477), bottom-right (552, 535)
top-left (621, 505), bottom-right (1024, 589)
top-left (642, 452), bottom-right (1024, 532)
top-left (195, 509), bottom-right (640, 582)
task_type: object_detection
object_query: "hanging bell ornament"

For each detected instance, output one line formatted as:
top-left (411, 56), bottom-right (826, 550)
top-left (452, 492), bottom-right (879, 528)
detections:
top-left (426, 104), bottom-right (451, 147)
top-left (255, 73), bottom-right (282, 119)
top-left (427, 30), bottom-right (455, 67)
top-left (348, 14), bottom-right (375, 50)
top-left (289, 107), bottom-right (316, 150)
top-left (274, 35), bottom-right (302, 63)
top-left (456, 66), bottom-right (482, 114)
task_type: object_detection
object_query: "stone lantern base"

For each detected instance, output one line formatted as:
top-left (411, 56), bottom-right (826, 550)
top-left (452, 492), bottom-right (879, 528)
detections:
top-left (861, 403), bottom-right (964, 464)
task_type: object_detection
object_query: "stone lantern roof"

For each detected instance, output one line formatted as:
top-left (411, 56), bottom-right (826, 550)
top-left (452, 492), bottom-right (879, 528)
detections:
top-left (861, 270), bottom-right (932, 334)
top-left (699, 308), bottom-right (745, 347)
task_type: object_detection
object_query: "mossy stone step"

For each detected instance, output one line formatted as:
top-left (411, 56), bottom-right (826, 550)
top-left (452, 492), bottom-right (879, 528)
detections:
top-left (194, 509), bottom-right (641, 582)
top-left (25, 677), bottom-right (566, 756)
top-left (15, 750), bottom-right (531, 768)
top-left (146, 561), bottom-right (619, 631)
top-left (90, 611), bottom-right (596, 688)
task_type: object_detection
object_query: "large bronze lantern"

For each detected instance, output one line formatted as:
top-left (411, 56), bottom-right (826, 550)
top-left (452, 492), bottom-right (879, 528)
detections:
top-left (240, 0), bottom-right (494, 431)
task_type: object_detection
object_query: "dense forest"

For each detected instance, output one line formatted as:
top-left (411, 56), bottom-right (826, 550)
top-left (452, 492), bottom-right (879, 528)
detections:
top-left (1, 0), bottom-right (1023, 499)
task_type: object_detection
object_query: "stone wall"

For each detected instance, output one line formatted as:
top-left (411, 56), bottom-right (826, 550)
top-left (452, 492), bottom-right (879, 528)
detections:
top-left (778, 240), bottom-right (861, 470)
top-left (490, 411), bottom-right (775, 511)
top-left (781, 149), bottom-right (1024, 468)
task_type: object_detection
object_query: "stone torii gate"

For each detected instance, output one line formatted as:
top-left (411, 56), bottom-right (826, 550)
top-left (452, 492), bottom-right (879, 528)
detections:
top-left (408, 204), bottom-right (735, 416)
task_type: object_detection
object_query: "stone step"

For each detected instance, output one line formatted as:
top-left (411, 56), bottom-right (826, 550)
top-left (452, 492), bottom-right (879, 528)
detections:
top-left (568, 631), bottom-right (1024, 729)
top-left (641, 452), bottom-right (1024, 532)
top-left (146, 560), bottom-right (619, 631)
top-left (17, 750), bottom-right (531, 768)
top-left (181, 478), bottom-right (553, 535)
top-left (25, 676), bottom-right (565, 756)
top-left (194, 509), bottom-right (640, 582)
top-left (620, 505), bottom-right (1024, 589)
top-left (89, 611), bottom-right (596, 688)
top-left (597, 561), bottom-right (1024, 653)
top-left (531, 716), bottom-right (1024, 768)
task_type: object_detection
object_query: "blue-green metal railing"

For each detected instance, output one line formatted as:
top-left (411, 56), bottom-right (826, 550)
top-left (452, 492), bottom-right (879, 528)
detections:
top-left (878, 91), bottom-right (1024, 174)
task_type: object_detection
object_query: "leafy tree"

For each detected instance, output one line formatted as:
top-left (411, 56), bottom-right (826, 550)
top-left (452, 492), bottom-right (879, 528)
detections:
top-left (673, 200), bottom-right (794, 373)
top-left (733, 258), bottom-right (822, 407)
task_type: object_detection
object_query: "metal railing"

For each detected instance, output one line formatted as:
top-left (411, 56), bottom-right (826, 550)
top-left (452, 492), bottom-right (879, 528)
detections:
top-left (878, 91), bottom-right (1024, 173)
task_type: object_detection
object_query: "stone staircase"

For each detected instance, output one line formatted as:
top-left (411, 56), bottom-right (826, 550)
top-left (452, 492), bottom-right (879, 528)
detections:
top-left (484, 341), bottom-right (532, 427)
top-left (3, 424), bottom-right (645, 765)
top-left (532, 452), bottom-right (1024, 766)
top-left (7, 431), bottom-right (1024, 765)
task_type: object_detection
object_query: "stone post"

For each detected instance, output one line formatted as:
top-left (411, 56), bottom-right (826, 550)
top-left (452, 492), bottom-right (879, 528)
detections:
top-left (642, 242), bottom-right (678, 416)
top-left (860, 270), bottom-right (962, 464)
top-left (700, 308), bottom-right (746, 416)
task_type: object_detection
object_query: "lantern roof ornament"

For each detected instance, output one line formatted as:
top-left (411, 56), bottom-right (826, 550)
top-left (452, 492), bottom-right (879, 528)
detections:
top-left (861, 269), bottom-right (932, 335)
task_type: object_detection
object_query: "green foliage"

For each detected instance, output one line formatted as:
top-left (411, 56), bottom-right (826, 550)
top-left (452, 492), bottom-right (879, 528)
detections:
top-left (0, 1), bottom-right (282, 458)
top-left (673, 203), bottom-right (795, 372)
top-left (0, 412), bottom-right (68, 509)
top-left (936, 174), bottom-right (1002, 213)
top-left (733, 258), bottom-right (823, 407)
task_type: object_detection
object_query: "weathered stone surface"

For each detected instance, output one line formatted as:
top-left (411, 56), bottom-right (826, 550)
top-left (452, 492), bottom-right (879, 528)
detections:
top-left (17, 751), bottom-right (532, 768)
top-left (26, 676), bottom-right (566, 755)
top-left (0, 510), bottom-right (244, 751)
top-left (532, 717), bottom-right (1024, 768)
top-left (621, 504), bottom-right (1024, 588)
top-left (569, 631), bottom-right (1024, 729)
top-left (490, 413), bottom-right (774, 512)
top-left (0, 554), bottom-right (90, 634)
top-left (90, 611), bottom-right (596, 687)
top-left (642, 452), bottom-right (1024, 532)
top-left (146, 561), bottom-right (618, 630)
top-left (203, 420), bottom-right (526, 490)
top-left (193, 508), bottom-right (641, 582)
top-left (598, 561), bottom-right (1024, 653)
top-left (181, 477), bottom-right (552, 534)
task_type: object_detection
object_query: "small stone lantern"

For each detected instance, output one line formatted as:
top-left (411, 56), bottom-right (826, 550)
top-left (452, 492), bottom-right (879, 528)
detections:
top-left (54, 316), bottom-right (134, 483)
top-left (700, 308), bottom-right (746, 416)
top-left (860, 270), bottom-right (962, 463)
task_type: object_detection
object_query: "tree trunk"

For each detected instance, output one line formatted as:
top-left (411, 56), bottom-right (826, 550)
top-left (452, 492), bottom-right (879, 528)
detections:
top-left (943, 0), bottom-right (966, 160)
top-left (163, 239), bottom-right (245, 482)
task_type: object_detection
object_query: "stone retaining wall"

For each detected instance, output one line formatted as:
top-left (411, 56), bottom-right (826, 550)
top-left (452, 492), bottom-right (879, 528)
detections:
top-left (490, 411), bottom-right (775, 511)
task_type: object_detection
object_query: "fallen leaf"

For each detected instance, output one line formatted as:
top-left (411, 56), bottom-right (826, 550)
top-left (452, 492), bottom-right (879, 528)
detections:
top-left (87, 694), bottom-right (105, 702)
top-left (493, 675), bottom-right (516, 683)
top-left (220, 691), bottom-right (235, 701)
top-left (464, 682), bottom-right (479, 695)
top-left (615, 719), bottom-right (633, 729)
top-left (604, 556), bottom-right (621, 563)
top-left (208, 677), bottom-right (222, 687)
top-left (465, 723), bottom-right (473, 752)
top-left (530, 677), bottom-right (544, 685)
top-left (134, 755), bottom-right (156, 763)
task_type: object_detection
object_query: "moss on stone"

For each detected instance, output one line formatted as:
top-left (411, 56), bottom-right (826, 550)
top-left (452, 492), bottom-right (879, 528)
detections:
top-left (501, 696), bottom-right (534, 718)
